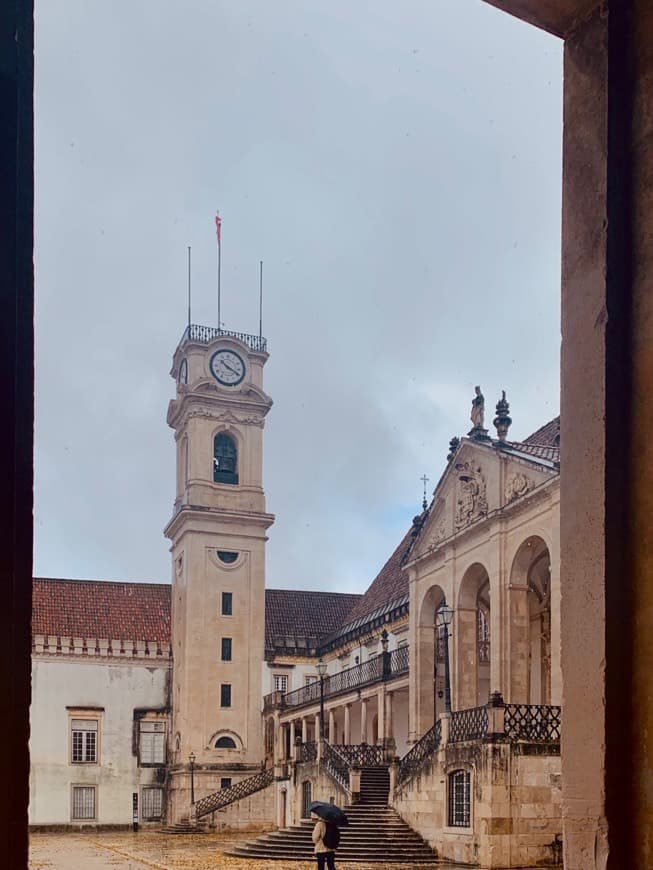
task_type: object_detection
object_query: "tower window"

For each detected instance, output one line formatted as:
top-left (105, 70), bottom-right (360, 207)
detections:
top-left (215, 737), bottom-right (236, 749)
top-left (220, 684), bottom-right (232, 708)
top-left (213, 433), bottom-right (238, 485)
top-left (221, 638), bottom-right (232, 661)
top-left (218, 550), bottom-right (238, 564)
top-left (221, 592), bottom-right (233, 616)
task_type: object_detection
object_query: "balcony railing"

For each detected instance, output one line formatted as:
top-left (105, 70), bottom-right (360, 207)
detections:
top-left (449, 706), bottom-right (489, 743)
top-left (180, 323), bottom-right (267, 353)
top-left (322, 741), bottom-right (350, 794)
top-left (505, 704), bottom-right (561, 742)
top-left (268, 647), bottom-right (410, 712)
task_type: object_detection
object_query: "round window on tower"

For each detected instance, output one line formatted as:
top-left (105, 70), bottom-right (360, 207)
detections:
top-left (217, 551), bottom-right (238, 565)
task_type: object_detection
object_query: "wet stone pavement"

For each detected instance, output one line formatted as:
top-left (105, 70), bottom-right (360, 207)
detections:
top-left (28, 831), bottom-right (549, 870)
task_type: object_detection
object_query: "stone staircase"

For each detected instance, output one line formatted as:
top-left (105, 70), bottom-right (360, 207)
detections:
top-left (360, 766), bottom-right (390, 804)
top-left (225, 803), bottom-right (439, 863)
top-left (159, 816), bottom-right (205, 834)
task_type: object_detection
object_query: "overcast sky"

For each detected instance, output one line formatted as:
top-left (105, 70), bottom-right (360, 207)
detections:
top-left (34, 1), bottom-right (562, 593)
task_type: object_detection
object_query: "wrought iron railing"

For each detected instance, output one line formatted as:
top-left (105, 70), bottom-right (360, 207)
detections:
top-left (450, 706), bottom-right (489, 743)
top-left (337, 743), bottom-right (386, 768)
top-left (322, 741), bottom-right (351, 794)
top-left (389, 644), bottom-right (409, 674)
top-left (505, 704), bottom-right (561, 742)
top-left (279, 649), bottom-right (409, 711)
top-left (193, 768), bottom-right (274, 819)
top-left (181, 323), bottom-right (267, 353)
top-left (299, 741), bottom-right (317, 763)
top-left (397, 719), bottom-right (442, 791)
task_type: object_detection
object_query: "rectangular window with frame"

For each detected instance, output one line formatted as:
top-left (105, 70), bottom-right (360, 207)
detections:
top-left (448, 769), bottom-right (471, 827)
top-left (273, 674), bottom-right (288, 693)
top-left (71, 785), bottom-right (96, 820)
top-left (71, 718), bottom-right (98, 763)
top-left (305, 675), bottom-right (318, 686)
top-left (221, 637), bottom-right (232, 661)
top-left (139, 721), bottom-right (165, 765)
top-left (220, 777), bottom-right (232, 790)
top-left (220, 683), bottom-right (232, 708)
top-left (142, 787), bottom-right (163, 820)
top-left (221, 591), bottom-right (233, 616)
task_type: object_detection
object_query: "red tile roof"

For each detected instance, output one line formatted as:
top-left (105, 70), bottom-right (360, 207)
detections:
top-left (264, 588), bottom-right (362, 652)
top-left (32, 578), bottom-right (171, 642)
top-left (524, 416), bottom-right (560, 447)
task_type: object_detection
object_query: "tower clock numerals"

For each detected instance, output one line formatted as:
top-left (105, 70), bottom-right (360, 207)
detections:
top-left (210, 349), bottom-right (246, 387)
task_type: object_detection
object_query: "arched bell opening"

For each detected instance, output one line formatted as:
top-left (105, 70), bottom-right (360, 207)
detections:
top-left (213, 432), bottom-right (238, 485)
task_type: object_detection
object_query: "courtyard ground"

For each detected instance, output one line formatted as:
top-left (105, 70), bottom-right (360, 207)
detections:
top-left (29, 831), bottom-right (464, 870)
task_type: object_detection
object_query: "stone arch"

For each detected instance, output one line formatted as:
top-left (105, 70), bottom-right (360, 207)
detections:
top-left (416, 584), bottom-right (446, 735)
top-left (509, 536), bottom-right (551, 703)
top-left (456, 562), bottom-right (491, 708)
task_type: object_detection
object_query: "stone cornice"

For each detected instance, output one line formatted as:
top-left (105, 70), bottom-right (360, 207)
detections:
top-left (32, 635), bottom-right (172, 665)
top-left (164, 504), bottom-right (275, 539)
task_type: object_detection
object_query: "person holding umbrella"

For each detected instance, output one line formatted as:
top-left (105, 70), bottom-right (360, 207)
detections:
top-left (310, 801), bottom-right (347, 870)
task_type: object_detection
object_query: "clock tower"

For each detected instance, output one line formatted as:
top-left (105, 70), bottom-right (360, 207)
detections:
top-left (164, 324), bottom-right (274, 820)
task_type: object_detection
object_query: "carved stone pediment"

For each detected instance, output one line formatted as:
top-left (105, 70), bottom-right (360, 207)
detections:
top-left (454, 460), bottom-right (487, 530)
top-left (505, 471), bottom-right (533, 503)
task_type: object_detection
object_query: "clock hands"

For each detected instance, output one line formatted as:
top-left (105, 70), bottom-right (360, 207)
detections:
top-left (221, 359), bottom-right (240, 377)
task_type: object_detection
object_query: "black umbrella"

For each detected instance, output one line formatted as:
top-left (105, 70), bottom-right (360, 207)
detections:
top-left (309, 801), bottom-right (349, 826)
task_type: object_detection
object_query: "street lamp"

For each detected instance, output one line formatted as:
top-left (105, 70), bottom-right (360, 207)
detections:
top-left (188, 751), bottom-right (196, 804)
top-left (315, 658), bottom-right (328, 740)
top-left (436, 602), bottom-right (454, 714)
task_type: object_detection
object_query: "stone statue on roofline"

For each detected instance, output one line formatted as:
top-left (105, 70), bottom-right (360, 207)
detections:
top-left (470, 386), bottom-right (484, 429)
top-left (468, 386), bottom-right (491, 440)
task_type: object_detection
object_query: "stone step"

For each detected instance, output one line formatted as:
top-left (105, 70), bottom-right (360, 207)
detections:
top-left (225, 804), bottom-right (438, 863)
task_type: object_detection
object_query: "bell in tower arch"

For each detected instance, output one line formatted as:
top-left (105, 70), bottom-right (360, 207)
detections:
top-left (213, 433), bottom-right (238, 485)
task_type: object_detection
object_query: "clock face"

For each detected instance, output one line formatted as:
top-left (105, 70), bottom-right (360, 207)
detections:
top-left (209, 349), bottom-right (246, 386)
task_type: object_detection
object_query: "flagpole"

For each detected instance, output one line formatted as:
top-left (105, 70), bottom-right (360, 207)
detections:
top-left (187, 246), bottom-right (191, 336)
top-left (259, 260), bottom-right (263, 340)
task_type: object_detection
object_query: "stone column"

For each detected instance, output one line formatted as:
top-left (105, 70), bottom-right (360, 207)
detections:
top-left (386, 692), bottom-right (394, 739)
top-left (289, 720), bottom-right (295, 750)
top-left (508, 585), bottom-right (530, 704)
top-left (314, 712), bottom-right (320, 742)
top-left (301, 717), bottom-right (308, 743)
top-left (377, 687), bottom-right (386, 744)
top-left (328, 709), bottom-right (335, 743)
top-left (344, 704), bottom-right (351, 745)
top-left (361, 699), bottom-right (368, 743)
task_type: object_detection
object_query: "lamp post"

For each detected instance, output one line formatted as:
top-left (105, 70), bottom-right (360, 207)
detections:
top-left (315, 658), bottom-right (327, 740)
top-left (436, 602), bottom-right (454, 714)
top-left (188, 751), bottom-right (196, 804)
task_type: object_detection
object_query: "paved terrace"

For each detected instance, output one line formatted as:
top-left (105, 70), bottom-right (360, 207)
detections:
top-left (29, 832), bottom-right (553, 869)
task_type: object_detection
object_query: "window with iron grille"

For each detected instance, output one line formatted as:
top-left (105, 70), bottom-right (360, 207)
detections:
top-left (221, 777), bottom-right (232, 789)
top-left (305, 675), bottom-right (318, 686)
top-left (71, 719), bottom-right (98, 763)
top-left (221, 591), bottom-right (233, 616)
top-left (220, 684), bottom-right (232, 707)
top-left (142, 787), bottom-right (163, 820)
top-left (71, 785), bottom-right (96, 820)
top-left (221, 637), bottom-right (232, 661)
top-left (448, 769), bottom-right (471, 827)
top-left (273, 674), bottom-right (288, 693)
top-left (140, 721), bottom-right (165, 765)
